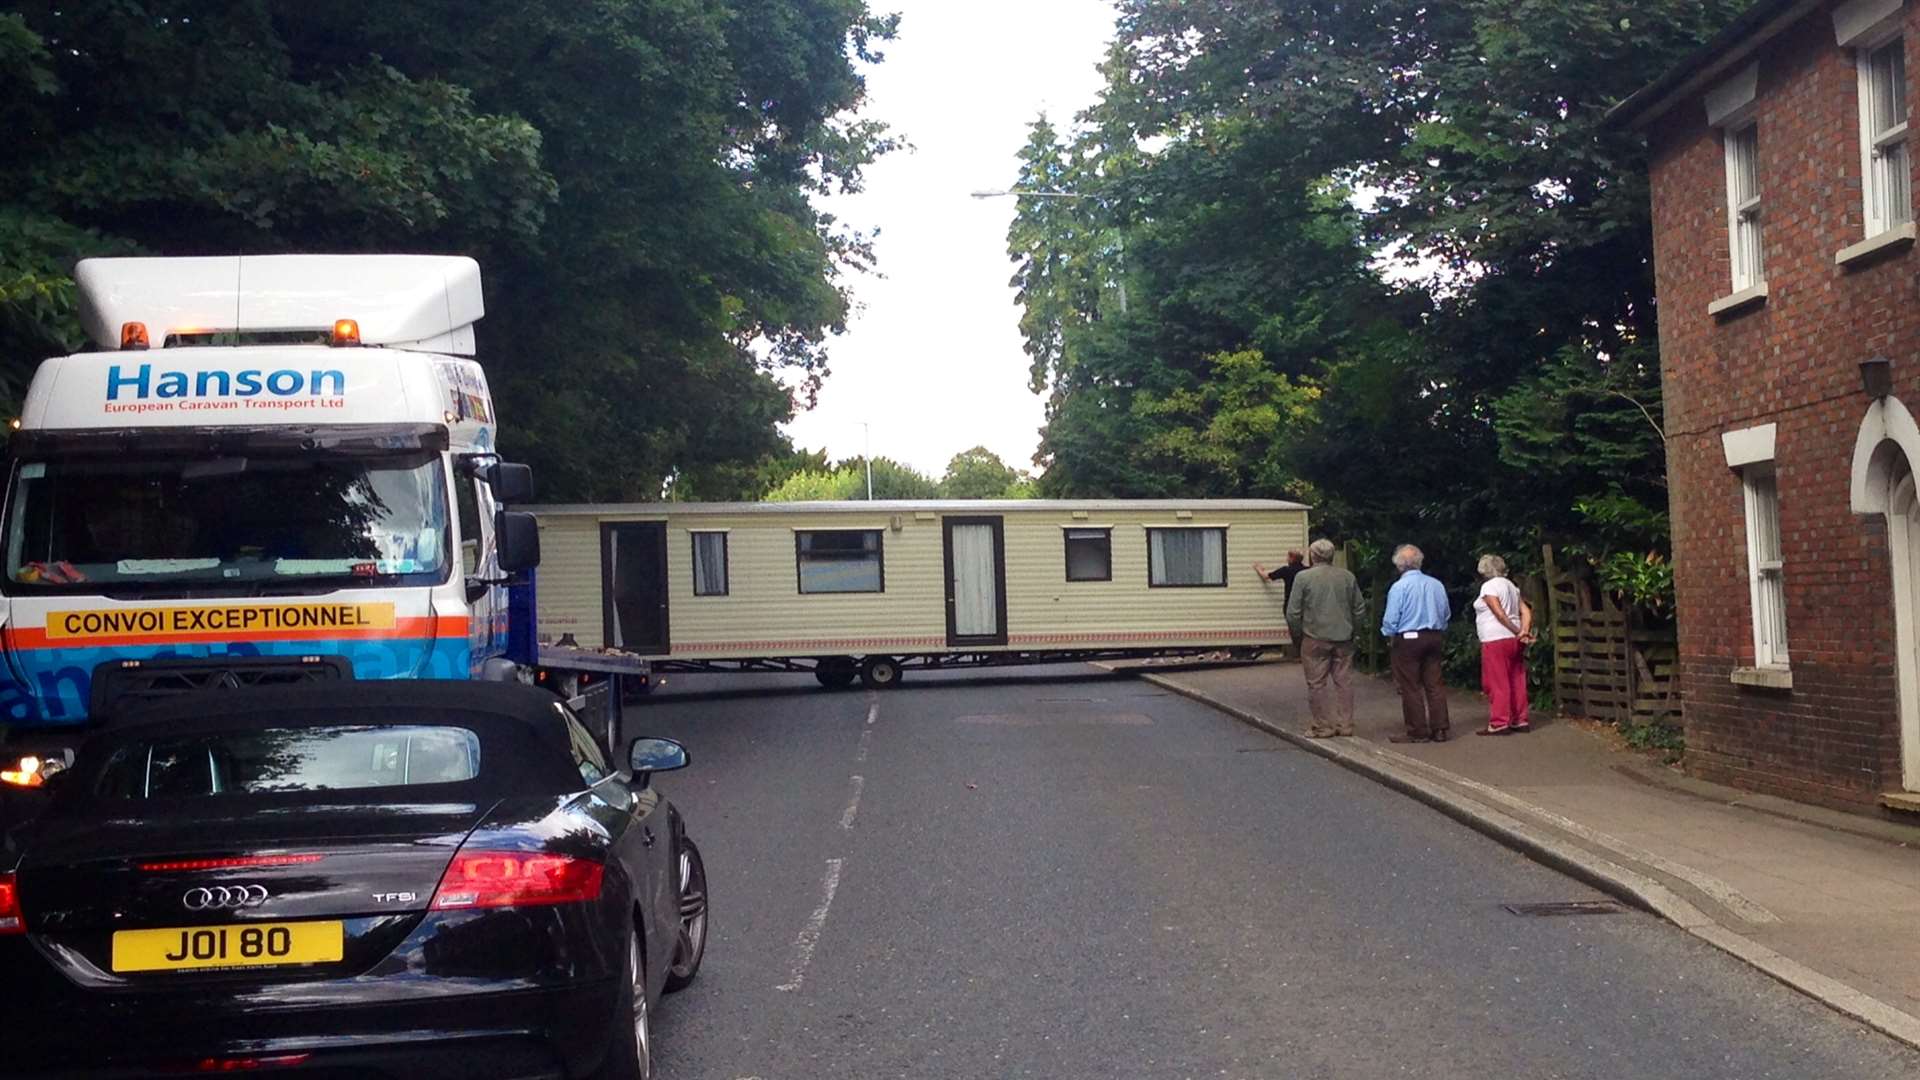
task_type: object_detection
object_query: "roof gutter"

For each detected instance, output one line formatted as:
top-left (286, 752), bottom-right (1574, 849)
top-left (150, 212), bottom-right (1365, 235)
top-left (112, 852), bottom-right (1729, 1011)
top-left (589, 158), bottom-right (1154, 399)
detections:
top-left (1605, 0), bottom-right (1823, 131)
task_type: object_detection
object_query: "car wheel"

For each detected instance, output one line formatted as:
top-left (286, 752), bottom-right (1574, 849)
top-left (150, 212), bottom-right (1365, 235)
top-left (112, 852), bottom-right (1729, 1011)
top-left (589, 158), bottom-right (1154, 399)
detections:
top-left (664, 839), bottom-right (709, 993)
top-left (858, 655), bottom-right (902, 689)
top-left (594, 926), bottom-right (653, 1080)
top-left (814, 657), bottom-right (858, 689)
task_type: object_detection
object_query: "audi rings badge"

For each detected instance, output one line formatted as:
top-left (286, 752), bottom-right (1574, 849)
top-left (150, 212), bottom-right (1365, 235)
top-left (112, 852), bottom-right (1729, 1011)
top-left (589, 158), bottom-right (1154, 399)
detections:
top-left (182, 885), bottom-right (269, 911)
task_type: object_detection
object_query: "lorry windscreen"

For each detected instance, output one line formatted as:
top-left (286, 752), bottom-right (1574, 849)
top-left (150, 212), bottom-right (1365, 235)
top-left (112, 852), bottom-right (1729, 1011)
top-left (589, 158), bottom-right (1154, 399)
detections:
top-left (4, 451), bottom-right (450, 593)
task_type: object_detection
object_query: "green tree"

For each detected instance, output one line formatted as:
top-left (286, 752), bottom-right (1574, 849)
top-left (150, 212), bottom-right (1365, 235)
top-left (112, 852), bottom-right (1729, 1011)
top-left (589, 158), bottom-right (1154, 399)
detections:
top-left (0, 1), bottom-right (898, 501)
top-left (1010, 0), bottom-right (1744, 583)
top-left (765, 456), bottom-right (939, 501)
top-left (939, 446), bottom-right (1026, 499)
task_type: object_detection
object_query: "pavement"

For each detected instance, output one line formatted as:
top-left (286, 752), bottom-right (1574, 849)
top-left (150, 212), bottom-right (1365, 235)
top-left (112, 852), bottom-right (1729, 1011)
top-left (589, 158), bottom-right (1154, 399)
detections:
top-left (1105, 655), bottom-right (1920, 1051)
top-left (633, 666), bottom-right (1920, 1079)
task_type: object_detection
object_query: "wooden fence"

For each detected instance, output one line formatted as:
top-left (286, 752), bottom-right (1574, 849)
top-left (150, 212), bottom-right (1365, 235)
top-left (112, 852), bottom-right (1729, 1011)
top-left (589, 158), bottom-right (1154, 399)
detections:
top-left (1542, 545), bottom-right (1679, 727)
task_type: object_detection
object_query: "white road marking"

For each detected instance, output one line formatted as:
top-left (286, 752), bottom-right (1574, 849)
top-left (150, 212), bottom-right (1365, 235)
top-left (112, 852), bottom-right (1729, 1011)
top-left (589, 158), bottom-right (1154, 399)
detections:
top-left (866, 699), bottom-right (880, 725)
top-left (855, 727), bottom-right (873, 763)
top-left (775, 858), bottom-right (844, 992)
top-left (840, 775), bottom-right (866, 829)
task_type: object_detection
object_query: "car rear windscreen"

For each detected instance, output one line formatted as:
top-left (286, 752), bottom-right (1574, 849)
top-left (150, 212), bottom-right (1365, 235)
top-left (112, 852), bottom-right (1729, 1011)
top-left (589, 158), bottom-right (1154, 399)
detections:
top-left (92, 725), bottom-right (483, 798)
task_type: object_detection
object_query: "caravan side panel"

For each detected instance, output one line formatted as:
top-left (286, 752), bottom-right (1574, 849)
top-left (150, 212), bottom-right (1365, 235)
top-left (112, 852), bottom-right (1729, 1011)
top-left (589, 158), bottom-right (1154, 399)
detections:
top-left (536, 515), bottom-right (605, 647)
top-left (665, 509), bottom-right (948, 655)
top-left (534, 502), bottom-right (1308, 659)
top-left (998, 507), bottom-right (1306, 649)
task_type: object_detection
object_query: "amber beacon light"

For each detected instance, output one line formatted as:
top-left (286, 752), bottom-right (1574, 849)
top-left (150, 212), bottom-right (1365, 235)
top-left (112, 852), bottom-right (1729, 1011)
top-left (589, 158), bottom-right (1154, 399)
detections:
top-left (330, 318), bottom-right (362, 347)
top-left (119, 321), bottom-right (150, 350)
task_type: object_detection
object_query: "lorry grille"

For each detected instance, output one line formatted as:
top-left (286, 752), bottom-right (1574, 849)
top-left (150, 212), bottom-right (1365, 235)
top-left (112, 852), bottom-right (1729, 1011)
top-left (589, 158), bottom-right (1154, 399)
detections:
top-left (90, 656), bottom-right (353, 718)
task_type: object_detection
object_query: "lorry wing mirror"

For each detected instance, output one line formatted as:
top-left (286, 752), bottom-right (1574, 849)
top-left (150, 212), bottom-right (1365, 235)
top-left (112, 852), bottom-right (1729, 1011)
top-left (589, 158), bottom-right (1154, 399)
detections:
top-left (495, 510), bottom-right (541, 573)
top-left (480, 462), bottom-right (535, 505)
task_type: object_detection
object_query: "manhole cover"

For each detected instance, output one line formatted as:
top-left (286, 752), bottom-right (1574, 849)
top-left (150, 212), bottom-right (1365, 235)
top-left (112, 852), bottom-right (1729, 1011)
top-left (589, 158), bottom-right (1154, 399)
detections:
top-left (1502, 901), bottom-right (1627, 917)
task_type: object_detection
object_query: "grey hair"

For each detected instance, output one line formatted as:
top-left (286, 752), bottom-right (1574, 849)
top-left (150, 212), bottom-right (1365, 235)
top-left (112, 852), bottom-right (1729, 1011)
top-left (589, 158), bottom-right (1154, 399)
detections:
top-left (1392, 544), bottom-right (1425, 571)
top-left (1307, 538), bottom-right (1337, 565)
top-left (1477, 554), bottom-right (1508, 578)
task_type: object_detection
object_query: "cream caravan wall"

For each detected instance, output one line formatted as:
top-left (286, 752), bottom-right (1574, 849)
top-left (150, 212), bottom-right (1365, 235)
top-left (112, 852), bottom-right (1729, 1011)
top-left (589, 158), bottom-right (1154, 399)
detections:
top-left (532, 502), bottom-right (1308, 657)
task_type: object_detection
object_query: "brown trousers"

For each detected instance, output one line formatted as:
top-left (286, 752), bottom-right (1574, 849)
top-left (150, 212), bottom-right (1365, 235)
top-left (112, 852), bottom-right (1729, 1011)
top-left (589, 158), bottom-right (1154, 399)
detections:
top-left (1299, 637), bottom-right (1355, 734)
top-left (1389, 630), bottom-right (1451, 736)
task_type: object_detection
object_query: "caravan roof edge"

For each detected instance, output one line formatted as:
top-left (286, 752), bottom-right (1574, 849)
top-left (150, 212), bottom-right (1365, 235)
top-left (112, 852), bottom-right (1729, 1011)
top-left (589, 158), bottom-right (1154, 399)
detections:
top-left (527, 498), bottom-right (1312, 515)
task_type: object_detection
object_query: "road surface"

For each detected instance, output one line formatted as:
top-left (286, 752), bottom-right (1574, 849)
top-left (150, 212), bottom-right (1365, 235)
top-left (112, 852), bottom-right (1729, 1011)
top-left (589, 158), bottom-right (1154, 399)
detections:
top-left (635, 665), bottom-right (1920, 1079)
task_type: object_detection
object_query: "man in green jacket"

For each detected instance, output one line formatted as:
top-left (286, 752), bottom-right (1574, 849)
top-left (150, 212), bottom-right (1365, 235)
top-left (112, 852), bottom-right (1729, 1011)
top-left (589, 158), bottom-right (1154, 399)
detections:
top-left (1279, 538), bottom-right (1369, 737)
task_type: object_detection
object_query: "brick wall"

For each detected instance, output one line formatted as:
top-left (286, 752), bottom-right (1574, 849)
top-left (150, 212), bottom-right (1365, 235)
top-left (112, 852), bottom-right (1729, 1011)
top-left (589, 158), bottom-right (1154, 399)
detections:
top-left (1647, 2), bottom-right (1920, 809)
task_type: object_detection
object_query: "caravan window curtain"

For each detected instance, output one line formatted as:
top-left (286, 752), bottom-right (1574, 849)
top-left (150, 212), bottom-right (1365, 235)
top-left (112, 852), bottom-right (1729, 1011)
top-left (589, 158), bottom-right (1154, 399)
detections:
top-left (1147, 527), bottom-right (1226, 587)
top-left (796, 530), bottom-right (884, 594)
top-left (691, 532), bottom-right (728, 596)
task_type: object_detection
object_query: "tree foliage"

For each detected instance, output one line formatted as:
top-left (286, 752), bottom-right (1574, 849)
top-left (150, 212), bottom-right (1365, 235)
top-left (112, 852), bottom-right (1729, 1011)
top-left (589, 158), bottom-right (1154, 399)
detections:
top-left (938, 446), bottom-right (1029, 499)
top-left (0, 1), bottom-right (897, 501)
top-left (765, 456), bottom-right (940, 501)
top-left (1009, 0), bottom-right (1746, 586)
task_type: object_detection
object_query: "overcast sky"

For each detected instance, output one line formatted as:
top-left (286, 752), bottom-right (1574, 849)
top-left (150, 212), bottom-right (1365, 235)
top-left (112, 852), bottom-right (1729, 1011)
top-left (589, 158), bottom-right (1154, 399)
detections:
top-left (782, 0), bottom-right (1118, 480)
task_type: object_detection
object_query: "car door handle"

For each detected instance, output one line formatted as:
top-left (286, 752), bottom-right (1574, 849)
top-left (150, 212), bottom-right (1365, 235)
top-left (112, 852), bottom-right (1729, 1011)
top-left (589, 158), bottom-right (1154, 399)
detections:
top-left (641, 826), bottom-right (656, 848)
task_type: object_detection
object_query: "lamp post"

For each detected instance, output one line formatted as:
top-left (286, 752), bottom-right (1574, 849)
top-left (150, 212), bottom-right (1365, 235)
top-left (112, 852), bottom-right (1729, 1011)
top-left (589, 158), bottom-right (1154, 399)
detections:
top-left (971, 188), bottom-right (1128, 316)
top-left (861, 421), bottom-right (874, 500)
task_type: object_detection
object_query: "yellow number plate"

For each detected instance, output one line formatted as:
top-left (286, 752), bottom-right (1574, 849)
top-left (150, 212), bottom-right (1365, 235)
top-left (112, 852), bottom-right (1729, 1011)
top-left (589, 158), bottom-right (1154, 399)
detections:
top-left (111, 921), bottom-right (344, 973)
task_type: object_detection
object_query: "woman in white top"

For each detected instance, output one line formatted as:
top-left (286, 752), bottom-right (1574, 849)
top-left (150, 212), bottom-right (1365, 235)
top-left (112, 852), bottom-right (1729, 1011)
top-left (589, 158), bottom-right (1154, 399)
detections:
top-left (1472, 554), bottom-right (1534, 735)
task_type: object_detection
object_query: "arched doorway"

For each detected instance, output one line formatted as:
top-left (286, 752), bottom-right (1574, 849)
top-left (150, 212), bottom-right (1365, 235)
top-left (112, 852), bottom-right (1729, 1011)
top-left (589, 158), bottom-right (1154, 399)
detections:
top-left (1888, 464), bottom-right (1920, 792)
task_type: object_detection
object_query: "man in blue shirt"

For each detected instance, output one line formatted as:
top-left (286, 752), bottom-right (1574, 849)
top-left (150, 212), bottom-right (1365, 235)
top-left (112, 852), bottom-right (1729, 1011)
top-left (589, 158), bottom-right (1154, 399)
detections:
top-left (1380, 544), bottom-right (1452, 742)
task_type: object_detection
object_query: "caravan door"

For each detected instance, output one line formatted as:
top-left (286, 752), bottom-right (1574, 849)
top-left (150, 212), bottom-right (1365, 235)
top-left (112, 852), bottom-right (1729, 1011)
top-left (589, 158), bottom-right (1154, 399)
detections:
top-left (943, 516), bottom-right (1008, 647)
top-left (602, 522), bottom-right (670, 655)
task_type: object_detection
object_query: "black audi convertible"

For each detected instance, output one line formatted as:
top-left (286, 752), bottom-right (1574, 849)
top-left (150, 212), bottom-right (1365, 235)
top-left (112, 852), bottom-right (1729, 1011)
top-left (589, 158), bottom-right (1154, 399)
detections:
top-left (0, 681), bottom-right (708, 1079)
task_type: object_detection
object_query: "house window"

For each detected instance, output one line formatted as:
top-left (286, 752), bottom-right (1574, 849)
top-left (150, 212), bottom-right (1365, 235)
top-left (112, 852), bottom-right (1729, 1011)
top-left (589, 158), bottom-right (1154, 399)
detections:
top-left (1725, 125), bottom-right (1764, 290)
top-left (1146, 527), bottom-right (1226, 588)
top-left (691, 531), bottom-right (728, 596)
top-left (1742, 467), bottom-right (1789, 668)
top-left (1861, 36), bottom-right (1911, 236)
top-left (796, 530), bottom-right (884, 594)
top-left (1064, 528), bottom-right (1112, 581)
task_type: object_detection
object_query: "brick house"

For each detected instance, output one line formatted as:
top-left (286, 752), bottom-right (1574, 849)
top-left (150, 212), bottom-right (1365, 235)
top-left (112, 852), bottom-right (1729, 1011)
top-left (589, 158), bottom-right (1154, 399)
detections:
top-left (1614, 0), bottom-right (1920, 813)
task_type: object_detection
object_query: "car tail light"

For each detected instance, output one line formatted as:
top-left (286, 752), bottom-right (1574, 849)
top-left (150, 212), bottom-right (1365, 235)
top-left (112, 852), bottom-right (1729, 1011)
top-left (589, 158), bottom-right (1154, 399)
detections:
top-left (179, 1054), bottom-right (311, 1072)
top-left (0, 873), bottom-right (24, 935)
top-left (430, 851), bottom-right (603, 911)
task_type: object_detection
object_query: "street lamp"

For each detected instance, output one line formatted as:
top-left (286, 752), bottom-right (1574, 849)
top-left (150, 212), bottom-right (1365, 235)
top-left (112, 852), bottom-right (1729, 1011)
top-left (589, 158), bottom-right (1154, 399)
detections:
top-left (861, 421), bottom-right (874, 500)
top-left (971, 188), bottom-right (1128, 316)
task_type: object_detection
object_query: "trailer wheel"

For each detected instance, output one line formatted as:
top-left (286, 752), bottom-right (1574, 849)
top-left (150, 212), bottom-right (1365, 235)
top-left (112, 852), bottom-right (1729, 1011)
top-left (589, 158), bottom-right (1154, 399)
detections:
top-left (858, 655), bottom-right (902, 690)
top-left (815, 657), bottom-right (858, 690)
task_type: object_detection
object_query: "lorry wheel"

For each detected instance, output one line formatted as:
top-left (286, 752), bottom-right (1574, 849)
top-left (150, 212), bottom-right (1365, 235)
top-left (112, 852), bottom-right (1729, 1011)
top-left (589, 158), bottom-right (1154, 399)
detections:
top-left (815, 658), bottom-right (858, 690)
top-left (858, 656), bottom-right (902, 690)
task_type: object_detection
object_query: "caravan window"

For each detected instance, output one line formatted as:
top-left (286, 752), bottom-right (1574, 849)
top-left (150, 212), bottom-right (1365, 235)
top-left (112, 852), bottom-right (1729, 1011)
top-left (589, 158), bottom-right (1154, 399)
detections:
top-left (691, 532), bottom-right (729, 596)
top-left (796, 530), bottom-right (884, 594)
top-left (1064, 528), bottom-right (1112, 581)
top-left (1146, 527), bottom-right (1227, 588)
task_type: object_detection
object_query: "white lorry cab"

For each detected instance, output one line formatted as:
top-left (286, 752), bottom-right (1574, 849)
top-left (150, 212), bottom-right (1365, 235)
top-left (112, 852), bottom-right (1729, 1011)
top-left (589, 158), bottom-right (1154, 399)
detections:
top-left (0, 255), bottom-right (545, 776)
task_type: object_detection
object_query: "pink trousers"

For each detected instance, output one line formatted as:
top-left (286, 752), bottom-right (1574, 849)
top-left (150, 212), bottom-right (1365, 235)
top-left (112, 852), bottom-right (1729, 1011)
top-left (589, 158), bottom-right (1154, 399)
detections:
top-left (1480, 637), bottom-right (1530, 731)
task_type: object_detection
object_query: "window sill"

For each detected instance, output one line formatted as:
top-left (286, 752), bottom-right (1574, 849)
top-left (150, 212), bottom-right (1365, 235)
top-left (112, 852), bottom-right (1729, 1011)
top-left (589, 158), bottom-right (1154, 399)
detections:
top-left (1707, 283), bottom-right (1769, 318)
top-left (1835, 222), bottom-right (1917, 267)
top-left (1730, 666), bottom-right (1793, 690)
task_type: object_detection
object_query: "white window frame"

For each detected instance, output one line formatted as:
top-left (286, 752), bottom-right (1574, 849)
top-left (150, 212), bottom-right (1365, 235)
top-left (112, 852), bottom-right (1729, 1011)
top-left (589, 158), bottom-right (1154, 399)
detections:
top-left (1741, 465), bottom-right (1790, 669)
top-left (1724, 124), bottom-right (1764, 292)
top-left (1858, 33), bottom-right (1912, 238)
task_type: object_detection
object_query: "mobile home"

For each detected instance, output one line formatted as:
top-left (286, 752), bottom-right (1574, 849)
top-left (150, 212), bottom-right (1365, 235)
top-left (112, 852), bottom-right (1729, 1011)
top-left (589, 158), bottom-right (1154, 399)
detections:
top-left (530, 500), bottom-right (1307, 688)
